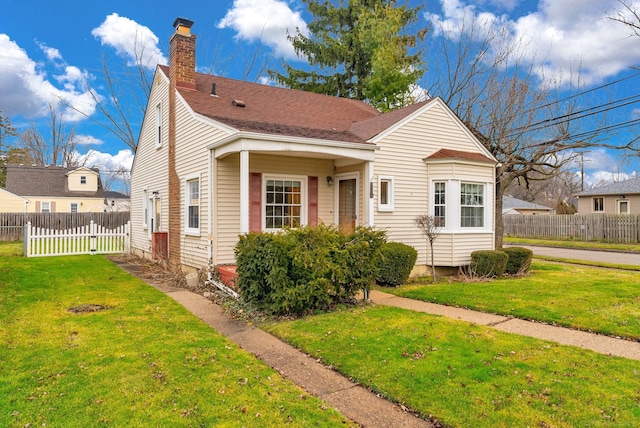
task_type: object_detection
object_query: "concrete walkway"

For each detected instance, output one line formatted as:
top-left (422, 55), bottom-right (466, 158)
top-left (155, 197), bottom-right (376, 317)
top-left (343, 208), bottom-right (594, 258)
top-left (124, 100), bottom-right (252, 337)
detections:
top-left (112, 258), bottom-right (640, 427)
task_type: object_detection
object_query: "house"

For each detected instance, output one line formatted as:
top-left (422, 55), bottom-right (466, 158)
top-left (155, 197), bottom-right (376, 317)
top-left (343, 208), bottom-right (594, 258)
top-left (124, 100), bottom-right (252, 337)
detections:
top-left (575, 177), bottom-right (640, 215)
top-left (104, 190), bottom-right (131, 212)
top-left (130, 18), bottom-right (498, 275)
top-left (502, 196), bottom-right (553, 215)
top-left (0, 164), bottom-right (105, 213)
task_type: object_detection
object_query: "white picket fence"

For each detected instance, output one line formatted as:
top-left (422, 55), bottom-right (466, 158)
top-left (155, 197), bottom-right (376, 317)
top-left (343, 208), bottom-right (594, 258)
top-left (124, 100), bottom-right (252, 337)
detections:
top-left (23, 220), bottom-right (130, 257)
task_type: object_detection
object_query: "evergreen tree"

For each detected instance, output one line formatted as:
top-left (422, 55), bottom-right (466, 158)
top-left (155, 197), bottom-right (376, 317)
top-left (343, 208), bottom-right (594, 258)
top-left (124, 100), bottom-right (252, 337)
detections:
top-left (270, 0), bottom-right (427, 111)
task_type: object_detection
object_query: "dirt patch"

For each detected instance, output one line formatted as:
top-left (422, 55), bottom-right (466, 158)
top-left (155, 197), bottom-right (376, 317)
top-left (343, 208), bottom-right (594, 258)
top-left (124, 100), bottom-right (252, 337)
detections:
top-left (68, 304), bottom-right (112, 314)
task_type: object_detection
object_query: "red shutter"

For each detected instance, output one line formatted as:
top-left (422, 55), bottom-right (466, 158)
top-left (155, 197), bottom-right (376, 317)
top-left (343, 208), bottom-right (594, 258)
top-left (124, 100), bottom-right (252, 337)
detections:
top-left (35, 201), bottom-right (40, 212)
top-left (308, 176), bottom-right (318, 227)
top-left (51, 201), bottom-right (56, 213)
top-left (249, 173), bottom-right (262, 232)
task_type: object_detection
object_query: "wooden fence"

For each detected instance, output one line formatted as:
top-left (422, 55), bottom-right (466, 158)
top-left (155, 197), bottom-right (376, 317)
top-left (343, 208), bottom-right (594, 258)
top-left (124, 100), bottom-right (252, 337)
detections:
top-left (0, 212), bottom-right (130, 241)
top-left (24, 220), bottom-right (130, 257)
top-left (503, 214), bottom-right (640, 243)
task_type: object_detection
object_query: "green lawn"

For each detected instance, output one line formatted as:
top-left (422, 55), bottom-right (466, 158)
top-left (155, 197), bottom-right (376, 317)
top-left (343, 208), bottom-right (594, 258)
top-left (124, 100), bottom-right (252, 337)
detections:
top-left (0, 249), bottom-right (352, 427)
top-left (265, 305), bottom-right (640, 427)
top-left (381, 261), bottom-right (640, 340)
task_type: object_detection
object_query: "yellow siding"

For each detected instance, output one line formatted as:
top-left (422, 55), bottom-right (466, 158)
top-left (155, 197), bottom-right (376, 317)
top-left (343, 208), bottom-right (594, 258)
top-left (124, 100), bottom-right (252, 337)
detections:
top-left (373, 100), bottom-right (495, 267)
top-left (0, 189), bottom-right (27, 212)
top-left (130, 74), bottom-right (170, 256)
top-left (21, 197), bottom-right (104, 213)
top-left (67, 170), bottom-right (99, 192)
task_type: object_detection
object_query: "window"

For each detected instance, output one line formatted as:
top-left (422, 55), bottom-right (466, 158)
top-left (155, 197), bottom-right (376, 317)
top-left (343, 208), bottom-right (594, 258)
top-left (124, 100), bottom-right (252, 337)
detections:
top-left (619, 200), bottom-right (629, 215)
top-left (265, 178), bottom-right (302, 229)
top-left (143, 190), bottom-right (149, 228)
top-left (460, 183), bottom-right (484, 227)
top-left (378, 176), bottom-right (394, 212)
top-left (186, 177), bottom-right (200, 234)
top-left (155, 103), bottom-right (162, 148)
top-left (41, 202), bottom-right (50, 213)
top-left (593, 197), bottom-right (604, 212)
top-left (80, 176), bottom-right (86, 184)
top-left (434, 181), bottom-right (446, 227)
top-left (70, 203), bottom-right (78, 213)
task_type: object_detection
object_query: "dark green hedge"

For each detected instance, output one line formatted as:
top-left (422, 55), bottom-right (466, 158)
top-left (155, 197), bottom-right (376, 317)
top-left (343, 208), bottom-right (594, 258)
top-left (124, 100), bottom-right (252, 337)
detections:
top-left (376, 242), bottom-right (417, 286)
top-left (503, 247), bottom-right (533, 274)
top-left (234, 225), bottom-right (386, 315)
top-left (470, 250), bottom-right (509, 278)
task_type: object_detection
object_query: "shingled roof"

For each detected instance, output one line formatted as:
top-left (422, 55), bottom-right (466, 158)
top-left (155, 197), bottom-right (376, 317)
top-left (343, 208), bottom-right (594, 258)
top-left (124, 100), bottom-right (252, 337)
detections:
top-left (424, 148), bottom-right (496, 164)
top-left (159, 65), bottom-right (432, 144)
top-left (5, 164), bottom-right (104, 198)
top-left (575, 177), bottom-right (640, 196)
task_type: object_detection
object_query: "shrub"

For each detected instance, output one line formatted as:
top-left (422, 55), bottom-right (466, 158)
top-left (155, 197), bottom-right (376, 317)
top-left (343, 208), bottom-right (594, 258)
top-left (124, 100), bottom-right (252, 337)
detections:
top-left (503, 246), bottom-right (533, 275)
top-left (235, 225), bottom-right (386, 315)
top-left (376, 242), bottom-right (417, 286)
top-left (470, 250), bottom-right (509, 278)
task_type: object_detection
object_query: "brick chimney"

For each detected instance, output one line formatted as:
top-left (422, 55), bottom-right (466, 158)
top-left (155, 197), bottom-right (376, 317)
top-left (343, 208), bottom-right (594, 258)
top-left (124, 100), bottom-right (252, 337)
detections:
top-left (168, 17), bottom-right (196, 267)
top-left (169, 17), bottom-right (196, 90)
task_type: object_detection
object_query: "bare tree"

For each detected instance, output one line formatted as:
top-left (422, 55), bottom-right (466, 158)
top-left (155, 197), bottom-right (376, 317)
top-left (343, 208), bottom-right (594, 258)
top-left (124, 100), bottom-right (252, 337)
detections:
top-left (18, 101), bottom-right (89, 167)
top-left (415, 214), bottom-right (442, 283)
top-left (101, 166), bottom-right (131, 195)
top-left (611, 0), bottom-right (640, 36)
top-left (425, 16), bottom-right (633, 248)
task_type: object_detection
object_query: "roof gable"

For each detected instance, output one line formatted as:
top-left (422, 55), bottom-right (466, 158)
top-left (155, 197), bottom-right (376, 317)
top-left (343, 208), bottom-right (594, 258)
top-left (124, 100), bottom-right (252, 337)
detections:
top-left (424, 148), bottom-right (496, 164)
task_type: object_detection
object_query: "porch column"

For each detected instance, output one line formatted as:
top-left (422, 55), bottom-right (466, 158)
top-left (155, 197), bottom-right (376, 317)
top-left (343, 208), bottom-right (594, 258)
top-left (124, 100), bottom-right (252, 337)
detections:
top-left (240, 150), bottom-right (249, 234)
top-left (364, 161), bottom-right (374, 227)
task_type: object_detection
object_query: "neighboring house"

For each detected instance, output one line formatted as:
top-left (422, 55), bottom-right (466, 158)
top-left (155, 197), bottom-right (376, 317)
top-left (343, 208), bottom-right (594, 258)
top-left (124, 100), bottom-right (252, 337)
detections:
top-left (575, 177), bottom-right (640, 215)
top-left (130, 18), bottom-right (498, 275)
top-left (0, 164), bottom-right (105, 213)
top-left (502, 196), bottom-right (554, 215)
top-left (104, 190), bottom-right (131, 212)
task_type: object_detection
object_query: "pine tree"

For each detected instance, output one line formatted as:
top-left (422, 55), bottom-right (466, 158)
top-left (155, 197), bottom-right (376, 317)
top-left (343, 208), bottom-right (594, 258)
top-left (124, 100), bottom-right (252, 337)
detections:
top-left (270, 0), bottom-right (427, 111)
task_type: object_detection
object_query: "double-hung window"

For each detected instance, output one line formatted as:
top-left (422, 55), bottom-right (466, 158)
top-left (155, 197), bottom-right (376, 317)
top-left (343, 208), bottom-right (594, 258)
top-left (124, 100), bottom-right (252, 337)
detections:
top-left (593, 197), bottom-right (604, 212)
top-left (41, 201), bottom-right (50, 213)
top-left (265, 178), bottom-right (302, 229)
top-left (185, 176), bottom-right (200, 235)
top-left (460, 183), bottom-right (484, 228)
top-left (434, 181), bottom-right (446, 227)
top-left (70, 202), bottom-right (78, 213)
top-left (155, 104), bottom-right (162, 148)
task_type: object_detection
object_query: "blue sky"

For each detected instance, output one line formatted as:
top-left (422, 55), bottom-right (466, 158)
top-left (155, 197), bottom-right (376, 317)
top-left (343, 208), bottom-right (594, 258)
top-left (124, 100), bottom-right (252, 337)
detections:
top-left (1, 0), bottom-right (640, 190)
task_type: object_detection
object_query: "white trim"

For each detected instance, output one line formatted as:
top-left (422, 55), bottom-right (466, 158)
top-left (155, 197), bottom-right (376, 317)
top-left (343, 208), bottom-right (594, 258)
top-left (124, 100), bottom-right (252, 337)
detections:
top-left (617, 198), bottom-right (630, 215)
top-left (208, 133), bottom-right (378, 161)
top-left (593, 196), bottom-right (604, 213)
top-left (429, 179), bottom-right (493, 234)
top-left (239, 150), bottom-right (249, 234)
top-left (365, 161), bottom-right (374, 226)
top-left (69, 202), bottom-right (79, 213)
top-left (40, 201), bottom-right (51, 213)
top-left (262, 174), bottom-right (308, 231)
top-left (377, 176), bottom-right (394, 212)
top-left (184, 173), bottom-right (201, 236)
top-left (334, 172), bottom-right (360, 228)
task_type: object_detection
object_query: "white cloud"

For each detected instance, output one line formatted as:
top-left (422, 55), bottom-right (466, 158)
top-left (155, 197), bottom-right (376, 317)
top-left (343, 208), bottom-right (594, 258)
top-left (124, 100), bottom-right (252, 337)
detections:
top-left (75, 134), bottom-right (104, 146)
top-left (0, 34), bottom-right (97, 122)
top-left (92, 13), bottom-right (167, 69)
top-left (80, 149), bottom-right (134, 172)
top-left (218, 0), bottom-right (308, 60)
top-left (426, 0), bottom-right (640, 85)
top-left (36, 41), bottom-right (62, 62)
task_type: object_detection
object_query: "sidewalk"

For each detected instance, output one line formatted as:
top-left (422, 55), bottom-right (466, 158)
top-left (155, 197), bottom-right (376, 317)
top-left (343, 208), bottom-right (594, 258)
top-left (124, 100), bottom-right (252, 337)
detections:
top-left (112, 259), bottom-right (640, 427)
top-left (506, 244), bottom-right (640, 266)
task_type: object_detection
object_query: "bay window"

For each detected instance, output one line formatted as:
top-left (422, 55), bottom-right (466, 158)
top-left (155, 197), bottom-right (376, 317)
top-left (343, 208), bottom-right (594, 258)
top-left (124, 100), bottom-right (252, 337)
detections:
top-left (460, 183), bottom-right (484, 227)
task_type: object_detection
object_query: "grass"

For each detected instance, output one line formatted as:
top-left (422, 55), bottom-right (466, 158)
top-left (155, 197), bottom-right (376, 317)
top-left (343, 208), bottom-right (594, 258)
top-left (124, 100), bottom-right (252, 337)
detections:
top-left (265, 305), bottom-right (640, 427)
top-left (380, 261), bottom-right (640, 340)
top-left (504, 236), bottom-right (640, 253)
top-left (0, 247), bottom-right (352, 427)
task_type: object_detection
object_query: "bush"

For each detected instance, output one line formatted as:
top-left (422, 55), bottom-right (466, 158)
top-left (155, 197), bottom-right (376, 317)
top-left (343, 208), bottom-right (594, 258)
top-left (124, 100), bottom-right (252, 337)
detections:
top-left (235, 225), bottom-right (386, 315)
top-left (470, 250), bottom-right (509, 278)
top-left (503, 247), bottom-right (533, 274)
top-left (376, 242), bottom-right (417, 286)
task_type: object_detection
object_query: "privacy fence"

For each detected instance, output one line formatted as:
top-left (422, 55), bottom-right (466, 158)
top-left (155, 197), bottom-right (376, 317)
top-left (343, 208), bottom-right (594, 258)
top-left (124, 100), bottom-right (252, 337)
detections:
top-left (0, 212), bottom-right (130, 241)
top-left (503, 214), bottom-right (640, 243)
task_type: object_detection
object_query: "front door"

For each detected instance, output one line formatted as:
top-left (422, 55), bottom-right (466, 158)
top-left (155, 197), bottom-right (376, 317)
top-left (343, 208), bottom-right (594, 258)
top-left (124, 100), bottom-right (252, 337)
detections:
top-left (338, 177), bottom-right (357, 233)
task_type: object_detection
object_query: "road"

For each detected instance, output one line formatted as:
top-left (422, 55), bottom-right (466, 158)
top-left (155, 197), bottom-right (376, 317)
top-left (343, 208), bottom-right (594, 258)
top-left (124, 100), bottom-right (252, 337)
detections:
top-left (508, 245), bottom-right (640, 266)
